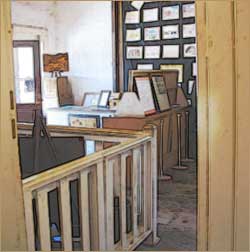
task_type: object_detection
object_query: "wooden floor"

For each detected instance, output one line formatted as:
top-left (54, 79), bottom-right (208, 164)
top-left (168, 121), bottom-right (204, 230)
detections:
top-left (138, 161), bottom-right (197, 251)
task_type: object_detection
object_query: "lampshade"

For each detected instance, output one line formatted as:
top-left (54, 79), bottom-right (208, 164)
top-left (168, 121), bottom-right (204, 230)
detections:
top-left (43, 53), bottom-right (69, 73)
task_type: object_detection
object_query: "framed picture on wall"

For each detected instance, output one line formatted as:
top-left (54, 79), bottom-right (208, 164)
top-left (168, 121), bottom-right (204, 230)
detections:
top-left (192, 62), bottom-right (197, 76)
top-left (162, 25), bottom-right (179, 40)
top-left (126, 28), bottom-right (141, 42)
top-left (137, 64), bottom-right (154, 70)
top-left (125, 11), bottom-right (140, 24)
top-left (143, 8), bottom-right (159, 22)
top-left (144, 26), bottom-right (160, 41)
top-left (182, 3), bottom-right (195, 18)
top-left (162, 5), bottom-right (180, 20)
top-left (160, 64), bottom-right (184, 83)
top-left (134, 76), bottom-right (156, 115)
top-left (162, 45), bottom-right (180, 58)
top-left (183, 23), bottom-right (196, 38)
top-left (183, 43), bottom-right (197, 58)
top-left (144, 46), bottom-right (160, 59)
top-left (68, 114), bottom-right (100, 128)
top-left (127, 46), bottom-right (143, 59)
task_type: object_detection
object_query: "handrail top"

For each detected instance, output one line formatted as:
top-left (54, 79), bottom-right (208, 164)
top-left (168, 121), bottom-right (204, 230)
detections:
top-left (18, 123), bottom-right (147, 138)
top-left (22, 134), bottom-right (152, 192)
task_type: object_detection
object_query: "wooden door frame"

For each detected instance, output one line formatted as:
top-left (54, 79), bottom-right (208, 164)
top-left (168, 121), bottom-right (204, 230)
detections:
top-left (13, 40), bottom-right (42, 122)
top-left (1, 0), bottom-right (249, 251)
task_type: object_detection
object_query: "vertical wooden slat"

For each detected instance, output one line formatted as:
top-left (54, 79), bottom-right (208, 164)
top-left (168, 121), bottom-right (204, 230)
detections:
top-left (37, 189), bottom-right (51, 251)
top-left (96, 161), bottom-right (106, 250)
top-left (132, 148), bottom-right (139, 239)
top-left (23, 191), bottom-right (35, 251)
top-left (80, 170), bottom-right (91, 251)
top-left (105, 159), bottom-right (114, 250)
top-left (143, 144), bottom-right (148, 232)
top-left (60, 178), bottom-right (72, 251)
top-left (121, 153), bottom-right (128, 249)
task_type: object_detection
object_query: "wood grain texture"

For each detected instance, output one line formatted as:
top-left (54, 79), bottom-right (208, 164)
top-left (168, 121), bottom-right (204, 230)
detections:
top-left (0, 1), bottom-right (27, 250)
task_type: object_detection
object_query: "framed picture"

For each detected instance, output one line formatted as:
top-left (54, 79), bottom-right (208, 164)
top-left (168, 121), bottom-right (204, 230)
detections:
top-left (162, 45), bottom-right (180, 58)
top-left (127, 46), bottom-right (143, 59)
top-left (160, 64), bottom-right (184, 83)
top-left (144, 26), bottom-right (160, 41)
top-left (183, 23), bottom-right (196, 38)
top-left (134, 76), bottom-right (156, 115)
top-left (68, 114), bottom-right (100, 128)
top-left (162, 25), bottom-right (179, 40)
top-left (187, 80), bottom-right (195, 95)
top-left (192, 62), bottom-right (197, 76)
top-left (82, 92), bottom-right (100, 107)
top-left (182, 3), bottom-right (195, 18)
top-left (125, 11), bottom-right (140, 24)
top-left (144, 46), bottom-right (160, 59)
top-left (143, 8), bottom-right (159, 22)
top-left (126, 28), bottom-right (141, 42)
top-left (137, 64), bottom-right (154, 70)
top-left (162, 5), bottom-right (180, 21)
top-left (98, 90), bottom-right (111, 108)
top-left (183, 43), bottom-right (197, 58)
top-left (131, 1), bottom-right (144, 10)
top-left (151, 75), bottom-right (170, 112)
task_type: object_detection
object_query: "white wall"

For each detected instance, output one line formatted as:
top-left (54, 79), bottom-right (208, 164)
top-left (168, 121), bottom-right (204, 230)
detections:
top-left (11, 1), bottom-right (114, 108)
top-left (54, 1), bottom-right (113, 105)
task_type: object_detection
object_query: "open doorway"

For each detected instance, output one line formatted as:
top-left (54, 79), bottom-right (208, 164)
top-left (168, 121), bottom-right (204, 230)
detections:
top-left (11, 0), bottom-right (198, 251)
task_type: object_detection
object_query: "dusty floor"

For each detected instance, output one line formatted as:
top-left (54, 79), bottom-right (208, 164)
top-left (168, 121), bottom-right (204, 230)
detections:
top-left (138, 161), bottom-right (197, 251)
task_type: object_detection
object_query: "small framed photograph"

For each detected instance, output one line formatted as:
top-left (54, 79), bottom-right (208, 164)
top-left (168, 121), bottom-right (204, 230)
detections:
top-left (144, 26), bottom-right (160, 41)
top-left (137, 64), bottom-right (154, 70)
top-left (162, 45), bottom-right (180, 58)
top-left (82, 92), bottom-right (100, 107)
top-left (68, 114), bottom-right (100, 128)
top-left (182, 3), bottom-right (195, 18)
top-left (127, 46), bottom-right (143, 59)
top-left (162, 5), bottom-right (180, 21)
top-left (125, 11), bottom-right (140, 24)
top-left (183, 43), bottom-right (197, 58)
top-left (160, 64), bottom-right (184, 83)
top-left (143, 8), bottom-right (159, 22)
top-left (183, 23), bottom-right (196, 38)
top-left (192, 62), bottom-right (197, 76)
top-left (144, 46), bottom-right (160, 59)
top-left (98, 90), bottom-right (111, 108)
top-left (126, 28), bottom-right (141, 42)
top-left (162, 25), bottom-right (179, 40)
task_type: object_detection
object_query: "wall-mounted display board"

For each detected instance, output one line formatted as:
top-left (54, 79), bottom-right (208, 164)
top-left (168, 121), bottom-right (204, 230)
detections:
top-left (117, 0), bottom-right (197, 157)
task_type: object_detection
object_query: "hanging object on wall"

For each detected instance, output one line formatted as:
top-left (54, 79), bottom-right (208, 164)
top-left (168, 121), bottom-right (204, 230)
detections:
top-left (43, 53), bottom-right (69, 77)
top-left (131, 1), bottom-right (144, 10)
top-left (187, 80), bottom-right (195, 95)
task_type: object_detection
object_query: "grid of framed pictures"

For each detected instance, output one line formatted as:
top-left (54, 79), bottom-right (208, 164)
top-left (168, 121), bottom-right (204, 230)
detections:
top-left (125, 2), bottom-right (197, 62)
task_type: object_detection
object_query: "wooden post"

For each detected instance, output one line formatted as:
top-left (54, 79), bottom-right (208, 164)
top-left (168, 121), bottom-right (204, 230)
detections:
top-left (0, 0), bottom-right (27, 250)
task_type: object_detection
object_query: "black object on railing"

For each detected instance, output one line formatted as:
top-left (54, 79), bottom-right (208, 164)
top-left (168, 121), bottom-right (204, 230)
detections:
top-left (114, 197), bottom-right (120, 244)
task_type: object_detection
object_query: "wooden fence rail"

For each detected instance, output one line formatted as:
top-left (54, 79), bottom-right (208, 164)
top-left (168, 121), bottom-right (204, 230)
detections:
top-left (20, 125), bottom-right (159, 251)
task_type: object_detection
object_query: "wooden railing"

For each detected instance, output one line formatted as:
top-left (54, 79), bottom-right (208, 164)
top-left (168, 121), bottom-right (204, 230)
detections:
top-left (19, 125), bottom-right (159, 251)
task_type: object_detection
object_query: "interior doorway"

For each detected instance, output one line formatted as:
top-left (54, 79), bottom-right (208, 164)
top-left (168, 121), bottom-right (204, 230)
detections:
top-left (13, 40), bottom-right (42, 122)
